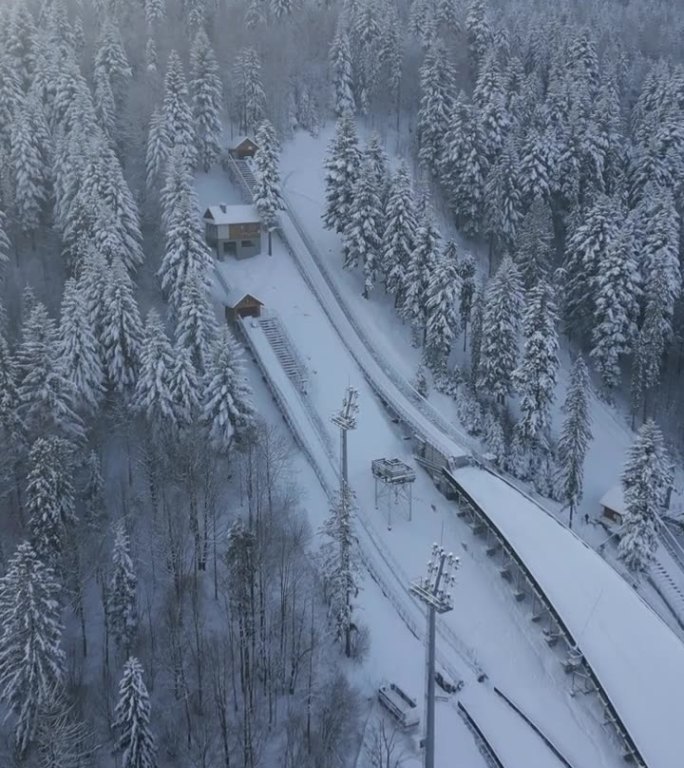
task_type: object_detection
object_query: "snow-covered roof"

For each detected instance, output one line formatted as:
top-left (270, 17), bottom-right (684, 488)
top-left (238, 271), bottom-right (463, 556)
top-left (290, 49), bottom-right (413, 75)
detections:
top-left (204, 204), bottom-right (260, 225)
top-left (600, 484), bottom-right (626, 515)
top-left (225, 288), bottom-right (263, 308)
top-left (232, 135), bottom-right (258, 148)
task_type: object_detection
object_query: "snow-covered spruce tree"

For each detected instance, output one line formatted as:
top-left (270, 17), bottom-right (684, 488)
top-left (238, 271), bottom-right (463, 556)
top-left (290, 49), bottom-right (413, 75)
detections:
top-left (94, 67), bottom-right (116, 143)
top-left (271, 0), bottom-right (294, 19)
top-left (557, 355), bottom-right (592, 528)
top-left (563, 194), bottom-right (622, 340)
top-left (112, 657), bottom-right (157, 768)
top-left (79, 248), bottom-right (109, 347)
top-left (619, 420), bottom-right (672, 573)
top-left (175, 270), bottom-right (216, 374)
top-left (365, 133), bottom-right (390, 207)
top-left (456, 252), bottom-right (476, 351)
top-left (474, 51), bottom-right (511, 166)
top-left (58, 278), bottom-right (105, 416)
top-left (343, 156), bottom-right (383, 298)
top-left (159, 185), bottom-right (213, 314)
top-left (163, 50), bottom-right (197, 169)
top-left (16, 303), bottom-right (85, 443)
top-left (417, 38), bottom-right (453, 176)
top-left (190, 28), bottom-right (223, 172)
top-left (515, 197), bottom-right (554, 289)
top-left (134, 310), bottom-right (175, 432)
top-left (468, 285), bottom-right (485, 384)
top-left (160, 146), bottom-right (195, 233)
top-left (590, 224), bottom-right (640, 392)
top-left (465, 0), bottom-right (491, 74)
top-left (233, 47), bottom-right (265, 133)
top-left (0, 54), bottom-right (22, 155)
top-left (26, 437), bottom-right (76, 569)
top-left (329, 25), bottom-right (355, 116)
top-left (145, 109), bottom-right (169, 191)
top-left (0, 541), bottom-right (65, 756)
top-left (322, 114), bottom-right (361, 234)
top-left (253, 119), bottom-right (284, 256)
top-left (0, 207), bottom-right (11, 281)
top-left (483, 409), bottom-right (506, 467)
top-left (477, 255), bottom-right (523, 404)
top-left (513, 280), bottom-right (559, 446)
top-left (101, 257), bottom-right (143, 394)
top-left (10, 96), bottom-right (50, 238)
top-left (5, 3), bottom-right (37, 92)
top-left (401, 200), bottom-right (440, 345)
top-left (412, 365), bottom-right (429, 398)
top-left (82, 450), bottom-right (105, 528)
top-left (441, 94), bottom-right (486, 236)
top-left (425, 249), bottom-right (460, 371)
top-left (320, 484), bottom-right (360, 657)
top-left (145, 0), bottom-right (165, 26)
top-left (202, 327), bottom-right (256, 455)
top-left (518, 126), bottom-right (552, 210)
top-left (108, 522), bottom-right (138, 656)
top-left (382, 163), bottom-right (417, 307)
top-left (484, 140), bottom-right (523, 260)
top-left (169, 341), bottom-right (200, 430)
top-left (94, 17), bottom-right (131, 100)
top-left (145, 37), bottom-right (157, 73)
top-left (0, 331), bottom-right (24, 484)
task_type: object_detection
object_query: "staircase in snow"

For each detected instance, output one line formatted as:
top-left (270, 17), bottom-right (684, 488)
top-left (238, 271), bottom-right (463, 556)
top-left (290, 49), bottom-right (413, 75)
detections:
top-left (228, 155), bottom-right (257, 200)
top-left (259, 315), bottom-right (308, 394)
top-left (651, 560), bottom-right (684, 626)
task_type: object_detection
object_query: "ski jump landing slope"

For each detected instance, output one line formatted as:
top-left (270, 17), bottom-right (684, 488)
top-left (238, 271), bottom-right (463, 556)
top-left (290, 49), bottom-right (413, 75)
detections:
top-left (276, 198), bottom-right (684, 768)
top-left (451, 465), bottom-right (684, 768)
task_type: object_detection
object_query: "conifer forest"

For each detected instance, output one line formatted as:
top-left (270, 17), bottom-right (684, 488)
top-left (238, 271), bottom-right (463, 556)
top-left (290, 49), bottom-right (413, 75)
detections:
top-left (1, 0), bottom-right (684, 767)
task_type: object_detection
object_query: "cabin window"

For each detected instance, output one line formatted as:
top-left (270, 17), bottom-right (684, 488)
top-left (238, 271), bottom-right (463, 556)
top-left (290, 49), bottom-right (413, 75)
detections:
top-left (241, 239), bottom-right (255, 248)
top-left (223, 241), bottom-right (237, 255)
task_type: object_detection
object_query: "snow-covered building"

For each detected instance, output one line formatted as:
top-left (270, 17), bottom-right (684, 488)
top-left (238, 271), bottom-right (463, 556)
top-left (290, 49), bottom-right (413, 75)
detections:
top-left (203, 203), bottom-right (263, 260)
top-left (600, 484), bottom-right (626, 525)
top-left (224, 289), bottom-right (264, 322)
top-left (228, 135), bottom-right (259, 159)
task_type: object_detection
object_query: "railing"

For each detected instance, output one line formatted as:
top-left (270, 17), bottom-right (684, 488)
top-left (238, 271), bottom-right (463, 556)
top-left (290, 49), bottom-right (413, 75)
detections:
top-left (457, 702), bottom-right (506, 768)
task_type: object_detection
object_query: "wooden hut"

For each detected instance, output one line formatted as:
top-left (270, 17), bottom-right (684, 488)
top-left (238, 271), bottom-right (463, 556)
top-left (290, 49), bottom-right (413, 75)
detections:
top-left (224, 290), bottom-right (264, 322)
top-left (229, 136), bottom-right (259, 159)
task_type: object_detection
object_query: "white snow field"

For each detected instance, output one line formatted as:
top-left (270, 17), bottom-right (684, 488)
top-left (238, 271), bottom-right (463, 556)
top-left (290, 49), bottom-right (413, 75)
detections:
top-left (196, 171), bottom-right (627, 768)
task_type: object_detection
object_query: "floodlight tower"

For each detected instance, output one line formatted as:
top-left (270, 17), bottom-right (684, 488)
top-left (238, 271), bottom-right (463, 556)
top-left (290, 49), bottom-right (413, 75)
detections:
top-left (410, 544), bottom-right (459, 768)
top-left (331, 387), bottom-right (359, 492)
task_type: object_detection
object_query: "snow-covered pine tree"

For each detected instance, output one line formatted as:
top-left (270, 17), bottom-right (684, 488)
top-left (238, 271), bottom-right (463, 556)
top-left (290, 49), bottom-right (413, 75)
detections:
top-left (108, 522), bottom-right (137, 655)
top-left (590, 223), bottom-right (640, 391)
top-left (0, 54), bottom-right (22, 155)
top-left (253, 119), bottom-right (284, 256)
top-left (518, 125), bottom-right (552, 209)
top-left (425, 249), bottom-right (460, 371)
top-left (145, 37), bottom-right (157, 73)
top-left (58, 278), bottom-right (104, 416)
top-left (456, 252), bottom-right (476, 351)
top-left (134, 310), bottom-right (175, 432)
top-left (365, 133), bottom-right (390, 208)
top-left (93, 17), bottom-right (131, 100)
top-left (382, 163), bottom-right (417, 307)
top-left (112, 657), bottom-right (157, 768)
top-left (469, 285), bottom-right (485, 383)
top-left (619, 420), bottom-right (672, 572)
top-left (342, 156), bottom-right (383, 298)
top-left (26, 436), bottom-right (76, 569)
top-left (163, 50), bottom-right (197, 169)
top-left (0, 541), bottom-right (65, 756)
top-left (190, 28), bottom-right (223, 172)
top-left (6, 4), bottom-right (37, 91)
top-left (233, 47), bottom-right (265, 133)
top-left (484, 140), bottom-right (523, 260)
top-left (513, 279), bottom-right (559, 445)
top-left (10, 97), bottom-right (50, 238)
top-left (329, 25), bottom-right (355, 116)
top-left (483, 409), bottom-right (506, 467)
top-left (169, 341), bottom-right (200, 430)
top-left (563, 194), bottom-right (622, 341)
top-left (94, 67), bottom-right (117, 143)
top-left (271, 0), bottom-right (294, 19)
top-left (465, 0), bottom-right (491, 75)
top-left (145, 108), bottom-right (169, 191)
top-left (175, 270), bottom-right (216, 374)
top-left (16, 303), bottom-right (85, 443)
top-left (474, 51), bottom-right (511, 166)
top-left (320, 484), bottom-right (359, 657)
top-left (417, 38), bottom-right (453, 176)
top-left (0, 208), bottom-right (10, 282)
top-left (145, 0), bottom-right (165, 26)
top-left (82, 449), bottom-right (106, 527)
top-left (322, 114), bottom-right (361, 234)
top-left (401, 200), bottom-right (440, 345)
top-left (477, 255), bottom-right (523, 404)
top-left (101, 258), bottom-right (143, 394)
top-left (557, 355), bottom-right (592, 528)
top-left (160, 146), bottom-right (196, 233)
top-left (159, 185), bottom-right (213, 314)
top-left (515, 197), bottom-right (554, 289)
top-left (202, 327), bottom-right (256, 454)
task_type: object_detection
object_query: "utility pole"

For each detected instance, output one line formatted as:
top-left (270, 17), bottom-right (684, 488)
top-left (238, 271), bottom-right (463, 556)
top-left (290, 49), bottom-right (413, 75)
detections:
top-left (410, 544), bottom-right (459, 768)
top-left (331, 387), bottom-right (359, 494)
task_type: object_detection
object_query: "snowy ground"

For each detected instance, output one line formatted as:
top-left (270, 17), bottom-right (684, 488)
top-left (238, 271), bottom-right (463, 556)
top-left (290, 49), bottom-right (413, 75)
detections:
top-left (195, 169), bottom-right (627, 768)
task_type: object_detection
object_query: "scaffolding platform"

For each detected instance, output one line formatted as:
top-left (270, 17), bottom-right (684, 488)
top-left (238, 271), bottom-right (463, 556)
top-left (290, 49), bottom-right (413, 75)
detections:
top-left (372, 458), bottom-right (416, 529)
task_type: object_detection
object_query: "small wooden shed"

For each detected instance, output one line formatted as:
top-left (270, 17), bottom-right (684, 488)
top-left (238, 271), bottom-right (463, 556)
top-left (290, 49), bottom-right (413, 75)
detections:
top-left (229, 136), bottom-right (259, 159)
top-left (600, 485), bottom-right (626, 526)
top-left (225, 290), bottom-right (264, 322)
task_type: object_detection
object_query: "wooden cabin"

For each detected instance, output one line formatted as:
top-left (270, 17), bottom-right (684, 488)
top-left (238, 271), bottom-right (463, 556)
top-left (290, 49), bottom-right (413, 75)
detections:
top-left (229, 136), bottom-right (259, 159)
top-left (203, 204), bottom-right (263, 260)
top-left (600, 485), bottom-right (626, 526)
top-left (225, 290), bottom-right (264, 322)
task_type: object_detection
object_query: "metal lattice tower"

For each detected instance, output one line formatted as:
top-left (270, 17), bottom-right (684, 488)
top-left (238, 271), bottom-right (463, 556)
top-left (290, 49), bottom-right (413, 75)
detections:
top-left (331, 387), bottom-right (359, 494)
top-left (409, 545), bottom-right (459, 768)
top-left (371, 458), bottom-right (416, 530)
